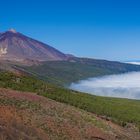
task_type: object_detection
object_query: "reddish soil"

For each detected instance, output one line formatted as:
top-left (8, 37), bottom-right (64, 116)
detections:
top-left (0, 88), bottom-right (138, 140)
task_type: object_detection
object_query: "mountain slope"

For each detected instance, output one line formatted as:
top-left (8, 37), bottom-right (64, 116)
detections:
top-left (0, 88), bottom-right (115, 140)
top-left (0, 71), bottom-right (140, 135)
top-left (0, 72), bottom-right (140, 140)
top-left (22, 59), bottom-right (140, 86)
top-left (0, 29), bottom-right (67, 61)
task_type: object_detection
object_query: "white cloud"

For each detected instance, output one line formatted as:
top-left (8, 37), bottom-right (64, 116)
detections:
top-left (70, 72), bottom-right (140, 99)
top-left (125, 61), bottom-right (140, 65)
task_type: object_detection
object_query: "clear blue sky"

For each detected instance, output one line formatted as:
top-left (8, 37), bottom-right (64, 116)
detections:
top-left (1, 0), bottom-right (140, 61)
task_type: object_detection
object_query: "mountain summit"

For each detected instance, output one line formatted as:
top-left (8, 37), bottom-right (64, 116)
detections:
top-left (0, 30), bottom-right (68, 61)
top-left (8, 28), bottom-right (17, 33)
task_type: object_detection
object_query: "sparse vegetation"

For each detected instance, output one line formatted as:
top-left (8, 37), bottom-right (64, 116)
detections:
top-left (0, 71), bottom-right (140, 132)
top-left (0, 88), bottom-right (117, 140)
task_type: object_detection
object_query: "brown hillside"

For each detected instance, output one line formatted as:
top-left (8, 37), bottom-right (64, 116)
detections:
top-left (0, 88), bottom-right (138, 140)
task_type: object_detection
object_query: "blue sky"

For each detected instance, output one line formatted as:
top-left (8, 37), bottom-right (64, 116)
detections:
top-left (1, 0), bottom-right (140, 61)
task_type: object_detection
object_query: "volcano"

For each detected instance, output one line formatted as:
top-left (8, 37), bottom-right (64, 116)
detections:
top-left (0, 29), bottom-right (68, 61)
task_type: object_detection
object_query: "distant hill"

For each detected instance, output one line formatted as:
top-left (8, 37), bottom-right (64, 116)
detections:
top-left (22, 58), bottom-right (140, 86)
top-left (1, 58), bottom-right (140, 86)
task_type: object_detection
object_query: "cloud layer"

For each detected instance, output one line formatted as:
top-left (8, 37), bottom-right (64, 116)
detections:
top-left (126, 61), bottom-right (140, 65)
top-left (70, 72), bottom-right (140, 99)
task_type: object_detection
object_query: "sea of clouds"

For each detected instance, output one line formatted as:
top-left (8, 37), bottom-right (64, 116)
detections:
top-left (70, 72), bottom-right (140, 99)
top-left (125, 61), bottom-right (140, 65)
